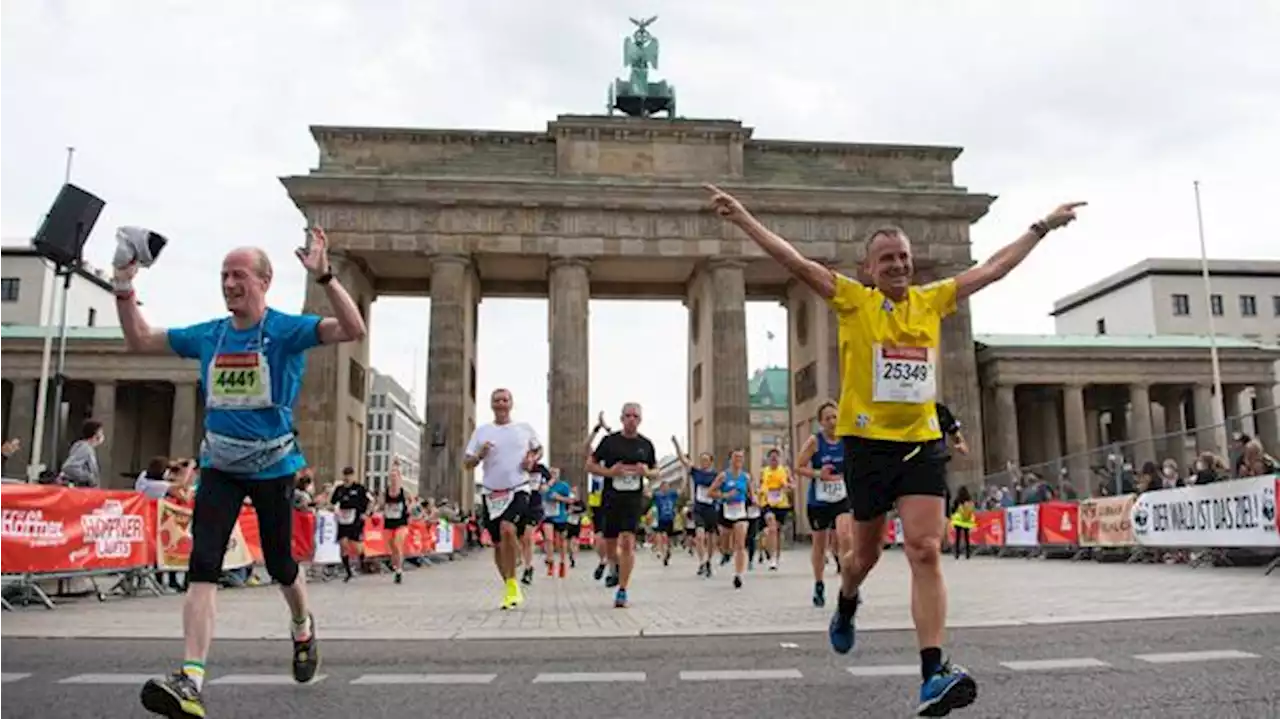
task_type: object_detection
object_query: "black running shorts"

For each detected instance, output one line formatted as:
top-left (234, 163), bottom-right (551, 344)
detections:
top-left (843, 436), bottom-right (948, 522)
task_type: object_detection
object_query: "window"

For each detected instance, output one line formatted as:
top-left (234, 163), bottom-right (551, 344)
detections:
top-left (1239, 294), bottom-right (1257, 317)
top-left (1210, 294), bottom-right (1223, 317)
top-left (1171, 294), bottom-right (1190, 316)
top-left (87, 307), bottom-right (98, 327)
top-left (692, 363), bottom-right (703, 402)
top-left (0, 278), bottom-right (18, 302)
top-left (1095, 318), bottom-right (1106, 335)
top-left (1273, 295), bottom-right (1280, 317)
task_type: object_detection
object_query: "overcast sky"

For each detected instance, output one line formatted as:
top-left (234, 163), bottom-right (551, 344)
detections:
top-left (3, 1), bottom-right (1277, 459)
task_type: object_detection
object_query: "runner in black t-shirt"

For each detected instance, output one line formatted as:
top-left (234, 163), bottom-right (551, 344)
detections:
top-left (379, 458), bottom-right (411, 584)
top-left (329, 466), bottom-right (371, 582)
top-left (585, 402), bottom-right (657, 609)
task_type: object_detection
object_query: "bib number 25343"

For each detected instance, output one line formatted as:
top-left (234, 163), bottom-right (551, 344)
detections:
top-left (872, 345), bottom-right (936, 404)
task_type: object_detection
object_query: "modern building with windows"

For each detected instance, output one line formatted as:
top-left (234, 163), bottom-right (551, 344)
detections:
top-left (1051, 258), bottom-right (1280, 344)
top-left (364, 370), bottom-right (423, 496)
top-left (1, 245), bottom-right (117, 328)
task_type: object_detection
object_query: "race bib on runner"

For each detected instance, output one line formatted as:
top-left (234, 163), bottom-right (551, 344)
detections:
top-left (545, 499), bottom-right (561, 517)
top-left (384, 505), bottom-right (403, 520)
top-left (695, 485), bottom-right (713, 504)
top-left (872, 345), bottom-right (936, 404)
top-left (209, 352), bottom-right (272, 409)
top-left (815, 478), bottom-right (848, 503)
top-left (486, 490), bottom-right (513, 520)
top-left (747, 505), bottom-right (761, 520)
top-left (767, 490), bottom-right (783, 505)
top-left (337, 508), bottom-right (357, 525)
top-left (722, 501), bottom-right (746, 521)
top-left (614, 474), bottom-right (642, 492)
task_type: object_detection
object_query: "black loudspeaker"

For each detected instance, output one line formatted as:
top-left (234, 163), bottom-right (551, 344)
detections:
top-left (32, 183), bottom-right (105, 267)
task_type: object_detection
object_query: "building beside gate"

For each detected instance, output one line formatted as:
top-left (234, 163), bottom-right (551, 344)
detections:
top-left (364, 369), bottom-right (423, 496)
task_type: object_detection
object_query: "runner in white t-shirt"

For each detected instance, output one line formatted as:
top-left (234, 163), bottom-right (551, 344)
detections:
top-left (464, 388), bottom-right (542, 610)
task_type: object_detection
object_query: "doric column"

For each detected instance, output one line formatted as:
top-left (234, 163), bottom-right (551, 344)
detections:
top-left (708, 259), bottom-right (750, 463)
top-left (993, 384), bottom-right (1019, 469)
top-left (93, 381), bottom-right (117, 485)
top-left (1040, 389), bottom-right (1062, 463)
top-left (939, 292), bottom-right (984, 490)
top-left (1253, 383), bottom-right (1280, 454)
top-left (1158, 389), bottom-right (1188, 467)
top-left (548, 257), bottom-right (590, 481)
top-left (1128, 383), bottom-right (1155, 468)
top-left (170, 382), bottom-right (199, 459)
top-left (423, 254), bottom-right (478, 507)
top-left (1191, 383), bottom-right (1217, 451)
top-left (1224, 385), bottom-right (1249, 435)
top-left (1063, 384), bottom-right (1090, 493)
top-left (5, 380), bottom-right (37, 478)
top-left (295, 253), bottom-right (375, 485)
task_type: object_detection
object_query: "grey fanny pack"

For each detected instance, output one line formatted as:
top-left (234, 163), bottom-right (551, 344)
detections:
top-left (202, 431), bottom-right (296, 475)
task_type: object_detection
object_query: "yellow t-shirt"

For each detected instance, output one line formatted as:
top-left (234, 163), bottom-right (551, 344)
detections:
top-left (828, 273), bottom-right (957, 442)
top-left (760, 467), bottom-right (791, 508)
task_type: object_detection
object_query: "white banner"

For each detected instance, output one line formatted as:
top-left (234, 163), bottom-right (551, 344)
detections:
top-left (1004, 504), bottom-right (1040, 547)
top-left (1131, 474), bottom-right (1279, 548)
top-left (312, 510), bottom-right (342, 565)
top-left (435, 519), bottom-right (454, 554)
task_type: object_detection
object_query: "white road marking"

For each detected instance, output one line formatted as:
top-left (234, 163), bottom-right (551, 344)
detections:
top-left (533, 672), bottom-right (646, 683)
top-left (679, 669), bottom-right (803, 681)
top-left (1134, 650), bottom-right (1261, 664)
top-left (209, 674), bottom-right (327, 685)
top-left (1, 673), bottom-right (32, 683)
top-left (779, 642), bottom-right (799, 649)
top-left (59, 674), bottom-right (160, 684)
top-left (1001, 658), bottom-right (1111, 671)
top-left (846, 665), bottom-right (918, 677)
top-left (351, 674), bottom-right (497, 685)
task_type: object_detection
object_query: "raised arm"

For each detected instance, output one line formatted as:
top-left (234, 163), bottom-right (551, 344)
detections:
top-left (300, 229), bottom-right (367, 345)
top-left (113, 264), bottom-right (174, 354)
top-left (705, 185), bottom-right (836, 299)
top-left (671, 436), bottom-right (692, 467)
top-left (708, 472), bottom-right (727, 498)
top-left (954, 202), bottom-right (1086, 301)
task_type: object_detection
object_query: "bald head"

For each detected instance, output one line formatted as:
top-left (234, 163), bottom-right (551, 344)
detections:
top-left (221, 247), bottom-right (272, 320)
top-left (225, 247), bottom-right (272, 281)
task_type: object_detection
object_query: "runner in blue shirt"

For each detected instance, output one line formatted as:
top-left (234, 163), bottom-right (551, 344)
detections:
top-left (650, 479), bottom-right (681, 566)
top-left (544, 470), bottom-right (574, 578)
top-left (117, 229), bottom-right (367, 719)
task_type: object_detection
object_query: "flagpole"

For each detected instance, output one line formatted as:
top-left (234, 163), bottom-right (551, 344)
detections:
top-left (1194, 180), bottom-right (1228, 457)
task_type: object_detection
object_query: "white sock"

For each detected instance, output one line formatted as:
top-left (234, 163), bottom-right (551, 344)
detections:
top-left (290, 615), bottom-right (312, 641)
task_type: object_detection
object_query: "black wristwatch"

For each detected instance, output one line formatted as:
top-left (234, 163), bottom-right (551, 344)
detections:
top-left (1030, 220), bottom-right (1050, 239)
top-left (315, 272), bottom-right (334, 285)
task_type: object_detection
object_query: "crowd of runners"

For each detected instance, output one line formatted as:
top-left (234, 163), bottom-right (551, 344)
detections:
top-left (113, 185), bottom-right (1084, 717)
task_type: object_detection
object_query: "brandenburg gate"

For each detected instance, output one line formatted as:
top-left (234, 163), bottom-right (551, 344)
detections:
top-left (281, 114), bottom-right (995, 508)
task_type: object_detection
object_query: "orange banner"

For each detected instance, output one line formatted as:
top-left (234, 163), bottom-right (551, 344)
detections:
top-left (360, 516), bottom-right (436, 559)
top-left (1038, 501), bottom-right (1080, 545)
top-left (1, 484), bottom-right (155, 574)
top-left (971, 510), bottom-right (1005, 547)
top-left (1078, 495), bottom-right (1136, 548)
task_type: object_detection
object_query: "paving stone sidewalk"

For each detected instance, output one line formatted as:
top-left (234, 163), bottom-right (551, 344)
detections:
top-left (3, 549), bottom-right (1277, 640)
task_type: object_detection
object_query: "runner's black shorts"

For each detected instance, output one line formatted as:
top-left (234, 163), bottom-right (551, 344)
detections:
top-left (656, 519), bottom-right (676, 536)
top-left (693, 503), bottom-right (719, 531)
top-left (189, 469), bottom-right (298, 586)
top-left (336, 517), bottom-right (365, 542)
top-left (600, 491), bottom-right (644, 539)
top-left (566, 522), bottom-right (581, 539)
top-left (549, 520), bottom-right (569, 536)
top-left (482, 489), bottom-right (532, 538)
top-left (843, 436), bottom-right (948, 521)
top-left (764, 507), bottom-right (790, 526)
top-left (807, 500), bottom-right (850, 531)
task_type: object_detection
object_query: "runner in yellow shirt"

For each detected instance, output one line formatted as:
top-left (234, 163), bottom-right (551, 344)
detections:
top-left (706, 183), bottom-right (1085, 717)
top-left (759, 449), bottom-right (793, 571)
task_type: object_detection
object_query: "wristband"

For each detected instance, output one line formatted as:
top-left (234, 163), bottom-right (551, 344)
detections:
top-left (315, 272), bottom-right (334, 285)
top-left (1030, 220), bottom-right (1050, 239)
top-left (115, 290), bottom-right (136, 302)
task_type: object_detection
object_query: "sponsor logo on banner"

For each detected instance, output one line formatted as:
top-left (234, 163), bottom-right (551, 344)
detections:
top-left (1037, 501), bottom-right (1080, 545)
top-left (312, 510), bottom-right (341, 565)
top-left (1131, 474), bottom-right (1279, 548)
top-left (1003, 504), bottom-right (1039, 547)
top-left (1078, 495), bottom-right (1136, 547)
top-left (436, 520), bottom-right (454, 554)
top-left (1, 485), bottom-right (156, 574)
top-left (156, 500), bottom-right (256, 572)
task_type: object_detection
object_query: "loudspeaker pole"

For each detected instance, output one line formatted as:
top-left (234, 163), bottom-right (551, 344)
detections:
top-left (28, 147), bottom-right (76, 481)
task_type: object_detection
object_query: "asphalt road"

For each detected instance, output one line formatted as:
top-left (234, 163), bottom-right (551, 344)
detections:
top-left (3, 615), bottom-right (1279, 718)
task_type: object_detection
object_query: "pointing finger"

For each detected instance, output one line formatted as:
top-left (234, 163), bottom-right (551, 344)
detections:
top-left (1063, 201), bottom-right (1088, 210)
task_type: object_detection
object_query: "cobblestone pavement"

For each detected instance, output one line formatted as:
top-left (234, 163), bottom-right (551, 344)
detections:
top-left (3, 548), bottom-right (1277, 640)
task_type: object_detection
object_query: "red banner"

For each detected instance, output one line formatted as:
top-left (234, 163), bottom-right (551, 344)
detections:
top-left (971, 510), bottom-right (1005, 547)
top-left (358, 516), bottom-right (436, 559)
top-left (1, 485), bottom-right (156, 574)
top-left (1037, 501), bottom-right (1080, 545)
top-left (292, 511), bottom-right (316, 562)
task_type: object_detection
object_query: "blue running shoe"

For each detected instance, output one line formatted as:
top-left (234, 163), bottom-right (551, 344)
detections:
top-left (916, 662), bottom-right (977, 717)
top-left (812, 581), bottom-right (826, 608)
top-left (827, 591), bottom-right (859, 654)
top-left (614, 588), bottom-right (628, 608)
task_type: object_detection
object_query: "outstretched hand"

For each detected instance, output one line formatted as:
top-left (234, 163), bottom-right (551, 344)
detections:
top-left (296, 227), bottom-right (332, 276)
top-left (1044, 202), bottom-right (1087, 230)
top-left (704, 184), bottom-right (749, 223)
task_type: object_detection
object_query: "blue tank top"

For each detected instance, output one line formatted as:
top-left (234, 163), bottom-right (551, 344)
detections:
top-left (691, 468), bottom-right (718, 506)
top-left (808, 433), bottom-right (845, 506)
top-left (720, 470), bottom-right (749, 504)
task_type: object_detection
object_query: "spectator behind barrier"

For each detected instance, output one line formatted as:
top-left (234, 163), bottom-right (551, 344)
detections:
top-left (60, 419), bottom-right (106, 488)
top-left (1239, 439), bottom-right (1278, 478)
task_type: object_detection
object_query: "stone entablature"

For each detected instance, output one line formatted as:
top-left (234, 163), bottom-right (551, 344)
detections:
top-left (978, 345), bottom-right (1277, 387)
top-left (1, 336), bottom-right (198, 384)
